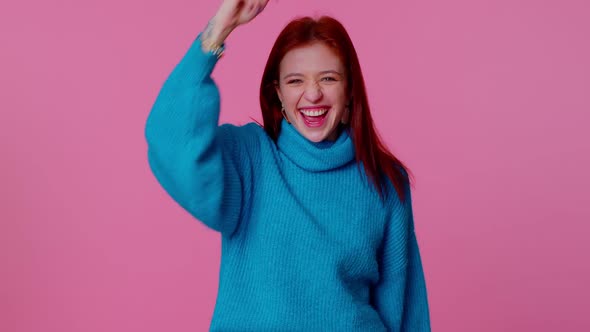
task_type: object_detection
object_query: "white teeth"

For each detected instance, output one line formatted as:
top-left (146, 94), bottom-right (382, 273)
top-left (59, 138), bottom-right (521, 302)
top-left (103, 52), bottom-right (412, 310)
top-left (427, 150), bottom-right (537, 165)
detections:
top-left (300, 108), bottom-right (329, 117)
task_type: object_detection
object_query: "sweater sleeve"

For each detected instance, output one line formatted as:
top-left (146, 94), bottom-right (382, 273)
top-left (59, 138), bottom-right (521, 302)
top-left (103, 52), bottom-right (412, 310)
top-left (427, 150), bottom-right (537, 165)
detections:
top-left (373, 184), bottom-right (431, 331)
top-left (144, 35), bottom-right (251, 236)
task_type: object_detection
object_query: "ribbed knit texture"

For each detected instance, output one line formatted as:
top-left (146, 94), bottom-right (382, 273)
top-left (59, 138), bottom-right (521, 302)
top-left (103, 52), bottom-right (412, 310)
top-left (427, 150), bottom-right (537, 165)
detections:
top-left (145, 35), bottom-right (431, 332)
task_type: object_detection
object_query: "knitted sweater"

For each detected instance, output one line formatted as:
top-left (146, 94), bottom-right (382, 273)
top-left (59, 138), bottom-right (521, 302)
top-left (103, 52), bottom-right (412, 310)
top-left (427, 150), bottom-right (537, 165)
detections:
top-left (144, 35), bottom-right (431, 332)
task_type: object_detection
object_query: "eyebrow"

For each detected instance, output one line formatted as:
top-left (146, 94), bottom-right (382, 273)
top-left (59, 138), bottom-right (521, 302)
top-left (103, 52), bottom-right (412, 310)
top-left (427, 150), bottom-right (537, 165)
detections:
top-left (282, 70), bottom-right (344, 80)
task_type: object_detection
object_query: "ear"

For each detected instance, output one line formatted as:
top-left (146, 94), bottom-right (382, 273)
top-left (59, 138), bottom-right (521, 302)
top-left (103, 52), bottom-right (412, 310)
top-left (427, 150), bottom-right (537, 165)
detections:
top-left (274, 80), bottom-right (283, 104)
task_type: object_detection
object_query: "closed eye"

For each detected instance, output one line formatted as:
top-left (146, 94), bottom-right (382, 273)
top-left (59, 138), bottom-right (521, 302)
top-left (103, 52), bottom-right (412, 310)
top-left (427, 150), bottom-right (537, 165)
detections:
top-left (287, 79), bottom-right (303, 84)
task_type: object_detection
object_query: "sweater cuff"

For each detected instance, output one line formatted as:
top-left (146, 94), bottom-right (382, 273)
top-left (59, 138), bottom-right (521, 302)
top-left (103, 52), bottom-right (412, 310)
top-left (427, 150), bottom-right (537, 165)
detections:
top-left (192, 32), bottom-right (225, 65)
top-left (170, 33), bottom-right (225, 85)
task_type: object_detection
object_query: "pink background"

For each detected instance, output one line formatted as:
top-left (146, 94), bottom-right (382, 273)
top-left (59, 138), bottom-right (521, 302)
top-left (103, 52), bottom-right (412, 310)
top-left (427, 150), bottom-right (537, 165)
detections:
top-left (1, 0), bottom-right (589, 331)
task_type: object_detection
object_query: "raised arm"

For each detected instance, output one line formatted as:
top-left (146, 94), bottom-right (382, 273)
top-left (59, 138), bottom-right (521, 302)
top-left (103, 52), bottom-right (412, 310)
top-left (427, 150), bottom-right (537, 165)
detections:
top-left (144, 1), bottom-right (269, 235)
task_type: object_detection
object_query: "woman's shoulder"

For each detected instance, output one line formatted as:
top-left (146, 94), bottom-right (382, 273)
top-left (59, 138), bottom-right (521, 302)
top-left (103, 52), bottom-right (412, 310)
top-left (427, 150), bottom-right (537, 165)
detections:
top-left (381, 165), bottom-right (413, 211)
top-left (218, 121), bottom-right (274, 155)
top-left (218, 121), bottom-right (268, 141)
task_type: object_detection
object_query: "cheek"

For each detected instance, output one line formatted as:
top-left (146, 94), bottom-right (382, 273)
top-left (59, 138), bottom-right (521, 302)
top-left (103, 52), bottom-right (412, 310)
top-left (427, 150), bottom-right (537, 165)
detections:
top-left (279, 87), bottom-right (296, 101)
top-left (328, 89), bottom-right (348, 119)
top-left (326, 84), bottom-right (347, 102)
top-left (282, 91), bottom-right (303, 109)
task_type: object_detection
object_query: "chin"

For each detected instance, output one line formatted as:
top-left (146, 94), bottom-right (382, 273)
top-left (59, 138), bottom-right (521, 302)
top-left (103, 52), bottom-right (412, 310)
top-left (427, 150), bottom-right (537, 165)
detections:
top-left (304, 133), bottom-right (327, 143)
top-left (291, 112), bottom-right (341, 142)
top-left (300, 125), bottom-right (339, 143)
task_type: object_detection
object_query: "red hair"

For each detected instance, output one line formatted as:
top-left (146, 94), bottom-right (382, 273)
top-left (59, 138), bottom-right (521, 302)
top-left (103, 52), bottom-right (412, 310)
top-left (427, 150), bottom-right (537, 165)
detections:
top-left (259, 16), bottom-right (413, 202)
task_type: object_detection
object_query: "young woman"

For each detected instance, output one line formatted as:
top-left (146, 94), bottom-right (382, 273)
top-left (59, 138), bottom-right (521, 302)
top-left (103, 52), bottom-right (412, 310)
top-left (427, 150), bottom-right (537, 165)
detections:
top-left (145, 0), bottom-right (431, 330)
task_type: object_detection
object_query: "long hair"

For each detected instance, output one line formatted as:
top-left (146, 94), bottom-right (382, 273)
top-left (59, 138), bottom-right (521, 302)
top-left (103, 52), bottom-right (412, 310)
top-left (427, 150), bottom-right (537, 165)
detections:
top-left (259, 16), bottom-right (413, 202)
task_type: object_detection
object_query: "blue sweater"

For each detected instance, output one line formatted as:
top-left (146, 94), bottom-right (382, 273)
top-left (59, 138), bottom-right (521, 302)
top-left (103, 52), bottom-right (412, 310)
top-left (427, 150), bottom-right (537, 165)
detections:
top-left (145, 35), bottom-right (431, 331)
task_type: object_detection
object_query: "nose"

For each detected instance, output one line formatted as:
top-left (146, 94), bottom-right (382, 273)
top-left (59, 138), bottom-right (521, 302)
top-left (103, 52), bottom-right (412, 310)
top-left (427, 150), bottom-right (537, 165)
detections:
top-left (303, 80), bottom-right (323, 103)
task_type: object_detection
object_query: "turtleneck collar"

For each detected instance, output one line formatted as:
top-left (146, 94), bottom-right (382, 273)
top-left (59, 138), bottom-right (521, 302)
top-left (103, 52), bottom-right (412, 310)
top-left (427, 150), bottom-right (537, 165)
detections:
top-left (276, 119), bottom-right (355, 172)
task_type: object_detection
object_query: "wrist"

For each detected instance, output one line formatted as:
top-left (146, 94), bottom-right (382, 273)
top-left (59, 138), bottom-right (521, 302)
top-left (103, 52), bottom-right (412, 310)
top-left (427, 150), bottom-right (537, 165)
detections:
top-left (213, 10), bottom-right (237, 35)
top-left (210, 8), bottom-right (237, 40)
top-left (201, 18), bottom-right (233, 54)
top-left (200, 21), bottom-right (229, 59)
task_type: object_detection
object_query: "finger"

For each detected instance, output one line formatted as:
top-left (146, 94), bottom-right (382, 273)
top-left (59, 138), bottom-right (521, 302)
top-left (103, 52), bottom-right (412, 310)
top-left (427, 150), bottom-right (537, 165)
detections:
top-left (246, 0), bottom-right (259, 14)
top-left (256, 0), bottom-right (269, 15)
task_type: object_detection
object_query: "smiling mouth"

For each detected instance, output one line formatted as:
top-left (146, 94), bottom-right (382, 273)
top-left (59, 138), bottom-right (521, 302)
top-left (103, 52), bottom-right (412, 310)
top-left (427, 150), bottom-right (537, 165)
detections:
top-left (298, 107), bottom-right (330, 127)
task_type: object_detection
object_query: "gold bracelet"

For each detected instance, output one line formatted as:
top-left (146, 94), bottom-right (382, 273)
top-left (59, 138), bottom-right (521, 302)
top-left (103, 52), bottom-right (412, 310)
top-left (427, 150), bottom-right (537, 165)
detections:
top-left (202, 38), bottom-right (225, 59)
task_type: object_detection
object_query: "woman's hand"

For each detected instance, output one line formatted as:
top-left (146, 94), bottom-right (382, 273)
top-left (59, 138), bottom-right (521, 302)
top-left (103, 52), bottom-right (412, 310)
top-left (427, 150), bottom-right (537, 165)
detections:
top-left (202, 0), bottom-right (270, 49)
top-left (216, 0), bottom-right (270, 29)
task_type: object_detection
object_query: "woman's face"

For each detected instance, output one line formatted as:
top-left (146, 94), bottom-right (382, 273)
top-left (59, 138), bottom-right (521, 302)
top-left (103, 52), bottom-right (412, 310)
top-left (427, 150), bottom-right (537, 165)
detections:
top-left (275, 42), bottom-right (349, 142)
